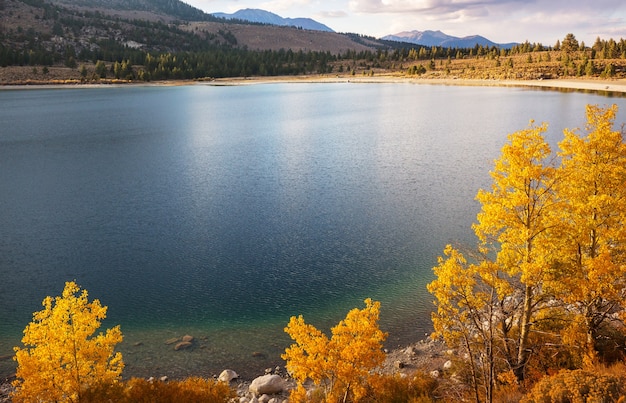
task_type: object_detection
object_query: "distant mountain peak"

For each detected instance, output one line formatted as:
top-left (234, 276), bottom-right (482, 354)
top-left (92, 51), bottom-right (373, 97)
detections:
top-left (382, 29), bottom-right (517, 49)
top-left (212, 8), bottom-right (334, 33)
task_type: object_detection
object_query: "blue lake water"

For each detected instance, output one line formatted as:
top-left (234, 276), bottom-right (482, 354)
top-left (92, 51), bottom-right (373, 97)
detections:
top-left (1, 82), bottom-right (625, 379)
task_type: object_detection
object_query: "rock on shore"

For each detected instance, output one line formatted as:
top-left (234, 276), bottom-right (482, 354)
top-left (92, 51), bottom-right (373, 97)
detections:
top-left (249, 374), bottom-right (285, 395)
top-left (0, 339), bottom-right (450, 403)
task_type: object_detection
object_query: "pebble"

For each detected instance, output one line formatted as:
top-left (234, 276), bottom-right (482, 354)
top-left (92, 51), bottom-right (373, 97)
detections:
top-left (165, 337), bottom-right (180, 345)
top-left (174, 341), bottom-right (193, 351)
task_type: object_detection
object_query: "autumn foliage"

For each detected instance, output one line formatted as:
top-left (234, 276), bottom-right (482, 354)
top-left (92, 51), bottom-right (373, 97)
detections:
top-left (282, 298), bottom-right (387, 403)
top-left (12, 281), bottom-right (124, 403)
top-left (428, 104), bottom-right (626, 402)
top-left (80, 377), bottom-right (235, 403)
top-left (522, 366), bottom-right (626, 403)
top-left (366, 373), bottom-right (438, 403)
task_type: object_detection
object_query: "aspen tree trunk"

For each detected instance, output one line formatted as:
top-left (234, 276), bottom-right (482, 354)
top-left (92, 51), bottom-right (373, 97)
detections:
top-left (515, 285), bottom-right (533, 381)
top-left (583, 307), bottom-right (598, 367)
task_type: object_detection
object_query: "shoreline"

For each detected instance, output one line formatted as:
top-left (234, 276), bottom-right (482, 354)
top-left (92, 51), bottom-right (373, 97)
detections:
top-left (0, 338), bottom-right (447, 403)
top-left (2, 75), bottom-right (626, 95)
top-left (209, 75), bottom-right (626, 97)
top-left (209, 75), bottom-right (626, 94)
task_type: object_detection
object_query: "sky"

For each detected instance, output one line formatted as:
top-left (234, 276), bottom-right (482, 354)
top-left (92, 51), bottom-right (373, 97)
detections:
top-left (184, 0), bottom-right (626, 46)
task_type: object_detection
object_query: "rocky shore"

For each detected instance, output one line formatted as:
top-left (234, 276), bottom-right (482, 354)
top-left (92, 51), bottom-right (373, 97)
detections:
top-left (0, 338), bottom-right (448, 403)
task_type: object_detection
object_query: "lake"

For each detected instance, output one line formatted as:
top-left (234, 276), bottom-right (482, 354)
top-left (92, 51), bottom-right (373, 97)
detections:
top-left (1, 82), bottom-right (625, 379)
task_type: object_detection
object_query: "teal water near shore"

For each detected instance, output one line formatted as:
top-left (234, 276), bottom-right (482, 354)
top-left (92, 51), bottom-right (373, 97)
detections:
top-left (1, 83), bottom-right (625, 379)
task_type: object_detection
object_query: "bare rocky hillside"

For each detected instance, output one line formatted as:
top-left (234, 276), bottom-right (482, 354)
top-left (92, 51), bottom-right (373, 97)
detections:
top-left (182, 22), bottom-right (378, 53)
top-left (0, 0), bottom-right (383, 57)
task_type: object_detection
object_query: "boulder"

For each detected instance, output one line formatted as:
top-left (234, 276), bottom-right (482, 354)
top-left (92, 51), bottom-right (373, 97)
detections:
top-left (249, 374), bottom-right (285, 395)
top-left (218, 369), bottom-right (239, 383)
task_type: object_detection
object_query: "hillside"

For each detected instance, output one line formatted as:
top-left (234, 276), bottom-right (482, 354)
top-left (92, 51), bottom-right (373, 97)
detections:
top-left (45, 0), bottom-right (212, 20)
top-left (0, 0), bottom-right (381, 57)
top-left (2, 0), bottom-right (626, 85)
top-left (181, 22), bottom-right (376, 53)
top-left (0, 0), bottom-right (393, 82)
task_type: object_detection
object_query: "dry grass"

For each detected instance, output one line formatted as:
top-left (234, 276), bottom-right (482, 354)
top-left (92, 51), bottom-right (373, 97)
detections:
top-left (182, 21), bottom-right (375, 54)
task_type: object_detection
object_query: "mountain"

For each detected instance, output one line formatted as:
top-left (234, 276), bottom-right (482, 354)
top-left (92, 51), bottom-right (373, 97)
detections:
top-left (0, 0), bottom-right (379, 68)
top-left (382, 30), bottom-right (517, 49)
top-left (212, 8), bottom-right (334, 33)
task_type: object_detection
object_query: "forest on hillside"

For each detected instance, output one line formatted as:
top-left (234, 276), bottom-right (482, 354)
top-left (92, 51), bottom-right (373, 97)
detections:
top-left (2, 0), bottom-right (626, 82)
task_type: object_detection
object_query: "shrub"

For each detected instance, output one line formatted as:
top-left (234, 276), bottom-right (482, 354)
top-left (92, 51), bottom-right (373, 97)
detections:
top-left (522, 368), bottom-right (626, 403)
top-left (12, 281), bottom-right (123, 403)
top-left (365, 373), bottom-right (438, 403)
top-left (82, 377), bottom-right (234, 403)
top-left (282, 298), bottom-right (387, 403)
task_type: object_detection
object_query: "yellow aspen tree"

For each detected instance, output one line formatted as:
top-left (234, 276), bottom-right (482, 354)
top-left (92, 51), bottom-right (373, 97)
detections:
top-left (282, 298), bottom-right (387, 403)
top-left (12, 281), bottom-right (124, 403)
top-left (428, 245), bottom-right (511, 403)
top-left (551, 104), bottom-right (626, 366)
top-left (473, 121), bottom-right (558, 380)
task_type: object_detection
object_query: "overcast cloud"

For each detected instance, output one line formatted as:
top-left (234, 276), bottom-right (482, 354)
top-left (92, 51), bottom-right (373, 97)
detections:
top-left (188, 0), bottom-right (626, 45)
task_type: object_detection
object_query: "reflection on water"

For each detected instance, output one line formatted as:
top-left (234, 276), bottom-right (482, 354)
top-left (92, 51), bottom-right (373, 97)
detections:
top-left (1, 83), bottom-right (625, 379)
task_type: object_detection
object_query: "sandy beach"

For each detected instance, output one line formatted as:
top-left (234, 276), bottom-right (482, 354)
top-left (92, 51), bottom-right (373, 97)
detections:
top-left (204, 74), bottom-right (626, 94)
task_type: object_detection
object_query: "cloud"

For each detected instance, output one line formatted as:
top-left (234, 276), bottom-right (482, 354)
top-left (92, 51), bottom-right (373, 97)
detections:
top-left (596, 26), bottom-right (626, 38)
top-left (259, 0), bottom-right (313, 12)
top-left (350, 0), bottom-right (626, 43)
top-left (348, 0), bottom-right (524, 15)
top-left (349, 0), bottom-right (626, 23)
top-left (317, 10), bottom-right (349, 18)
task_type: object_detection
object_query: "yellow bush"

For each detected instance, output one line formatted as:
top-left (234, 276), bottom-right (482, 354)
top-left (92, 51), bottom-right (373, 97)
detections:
top-left (365, 373), bottom-right (437, 403)
top-left (282, 298), bottom-right (387, 403)
top-left (12, 281), bottom-right (123, 403)
top-left (522, 368), bottom-right (625, 403)
top-left (82, 377), bottom-right (235, 403)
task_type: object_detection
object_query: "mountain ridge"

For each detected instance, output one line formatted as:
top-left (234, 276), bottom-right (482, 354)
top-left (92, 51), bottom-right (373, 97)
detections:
top-left (212, 8), bottom-right (334, 33)
top-left (383, 29), bottom-right (518, 49)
